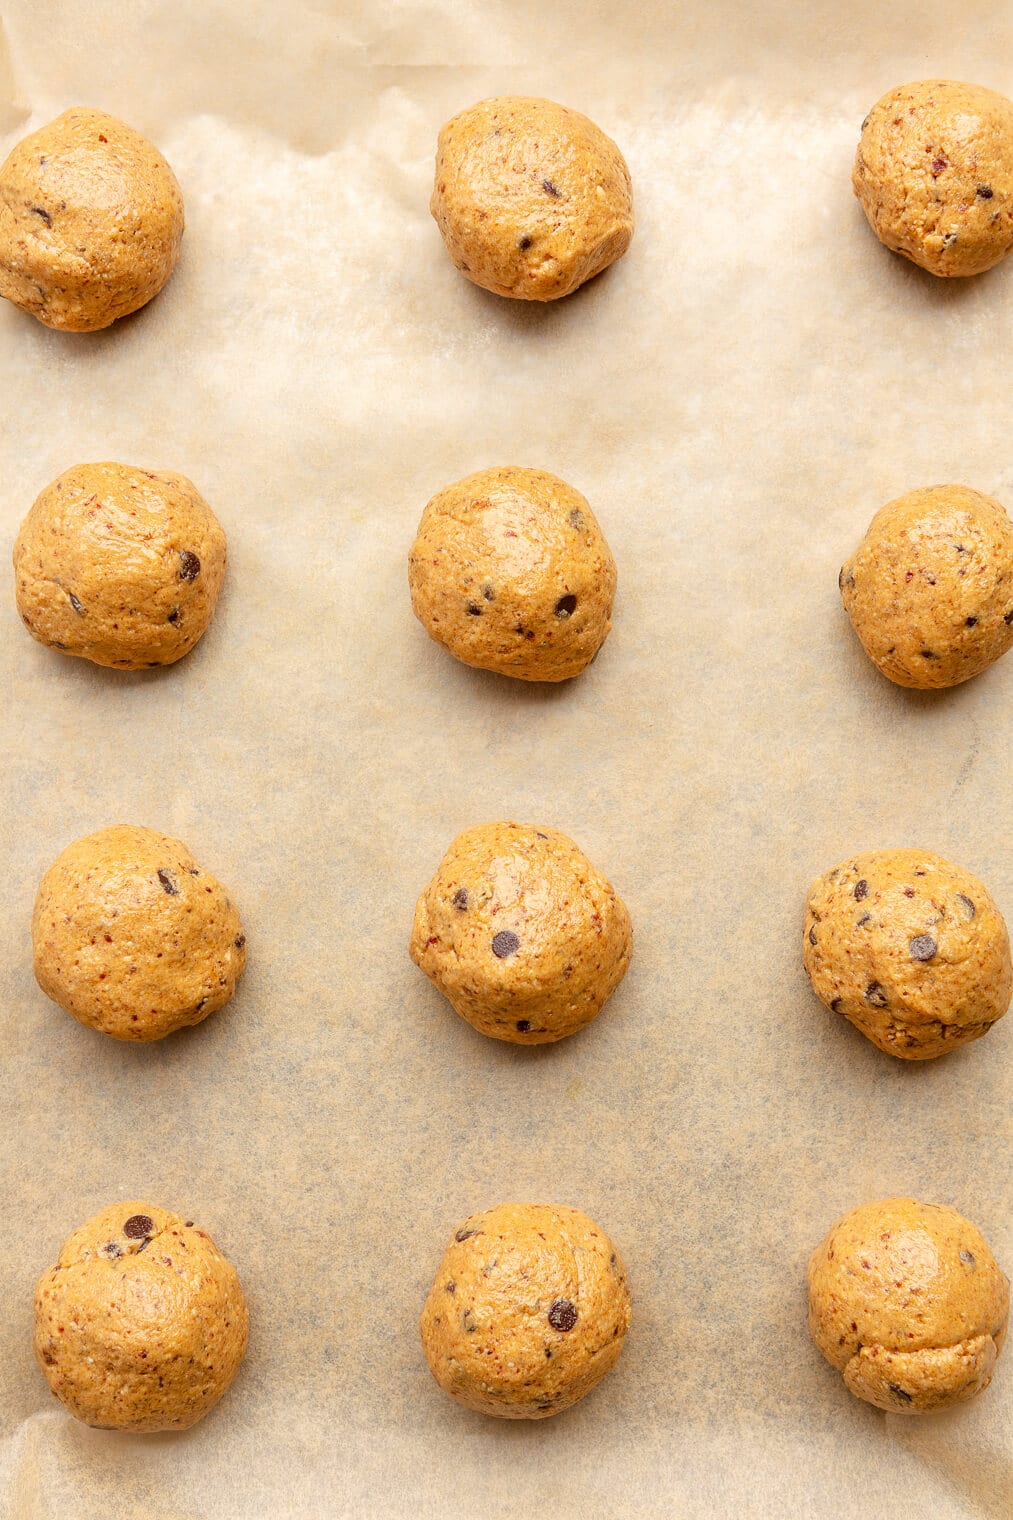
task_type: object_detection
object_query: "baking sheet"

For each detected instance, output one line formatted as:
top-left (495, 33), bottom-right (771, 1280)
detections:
top-left (0, 2), bottom-right (1011, 1515)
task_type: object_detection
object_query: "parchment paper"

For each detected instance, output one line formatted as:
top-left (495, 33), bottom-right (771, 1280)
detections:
top-left (0, 2), bottom-right (1010, 1516)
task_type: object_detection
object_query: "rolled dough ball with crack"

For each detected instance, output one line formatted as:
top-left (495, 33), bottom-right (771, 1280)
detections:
top-left (408, 467), bottom-right (616, 682)
top-left (808, 1198), bottom-right (1009, 1413)
top-left (0, 107), bottom-right (184, 330)
top-left (804, 848), bottom-right (1010, 1060)
top-left (420, 1202), bottom-right (631, 1419)
top-left (32, 825), bottom-right (247, 1041)
top-left (34, 1201), bottom-right (248, 1431)
top-left (14, 461), bottom-right (227, 669)
top-left (840, 485), bottom-right (1013, 689)
top-left (853, 80), bottom-right (1013, 276)
top-left (431, 95), bottom-right (633, 301)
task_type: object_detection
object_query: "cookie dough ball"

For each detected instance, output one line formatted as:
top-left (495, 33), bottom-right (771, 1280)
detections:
top-left (410, 822), bottom-right (631, 1043)
top-left (853, 81), bottom-right (1013, 277)
top-left (0, 108), bottom-right (184, 330)
top-left (408, 467), bottom-right (616, 682)
top-left (804, 848), bottom-right (1011, 1060)
top-left (420, 1202), bottom-right (631, 1419)
top-left (33, 825), bottom-right (247, 1041)
top-left (431, 96), bottom-right (633, 301)
top-left (14, 461), bottom-right (227, 669)
top-left (840, 485), bottom-right (1013, 689)
top-left (808, 1198), bottom-right (1009, 1412)
top-left (34, 1201), bottom-right (248, 1431)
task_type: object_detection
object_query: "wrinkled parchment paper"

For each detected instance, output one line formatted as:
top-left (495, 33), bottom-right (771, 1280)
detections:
top-left (0, 2), bottom-right (1011, 1515)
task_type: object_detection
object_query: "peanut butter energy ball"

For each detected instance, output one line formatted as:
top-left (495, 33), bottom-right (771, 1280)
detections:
top-left (0, 107), bottom-right (184, 329)
top-left (14, 461), bottom-right (227, 669)
top-left (408, 466), bottom-right (617, 682)
top-left (410, 822), bottom-right (631, 1043)
top-left (34, 1202), bottom-right (248, 1430)
top-left (808, 1198), bottom-right (1009, 1412)
top-left (853, 80), bottom-right (1013, 276)
top-left (431, 96), bottom-right (633, 300)
top-left (33, 825), bottom-right (247, 1041)
top-left (420, 1202), bottom-right (631, 1419)
top-left (840, 485), bottom-right (1013, 688)
top-left (804, 848), bottom-right (1011, 1059)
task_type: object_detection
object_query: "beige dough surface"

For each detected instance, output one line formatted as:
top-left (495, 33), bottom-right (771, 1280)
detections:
top-left (32, 825), bottom-right (246, 1041)
top-left (14, 461), bottom-right (227, 670)
top-left (430, 95), bottom-right (633, 301)
top-left (0, 107), bottom-right (184, 330)
top-left (409, 821), bottom-right (632, 1044)
top-left (840, 484), bottom-right (1013, 689)
top-left (807, 1197), bottom-right (1009, 1413)
top-left (34, 1201), bottom-right (248, 1431)
top-left (853, 80), bottom-right (1013, 277)
top-left (419, 1202), bottom-right (631, 1419)
top-left (803, 847), bottom-right (1011, 1060)
top-left (408, 466), bottom-right (617, 682)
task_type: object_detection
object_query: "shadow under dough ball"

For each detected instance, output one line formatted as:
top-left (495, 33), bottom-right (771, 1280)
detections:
top-left (804, 848), bottom-right (1011, 1059)
top-left (14, 461), bottom-right (227, 669)
top-left (408, 466), bottom-right (617, 682)
top-left (431, 96), bottom-right (633, 300)
top-left (420, 1202), bottom-right (631, 1419)
top-left (409, 821), bottom-right (632, 1043)
top-left (32, 824), bottom-right (247, 1040)
top-left (840, 485), bottom-right (1013, 688)
top-left (853, 80), bottom-right (1013, 276)
top-left (0, 107), bottom-right (184, 330)
top-left (808, 1198), bottom-right (1009, 1412)
top-left (34, 1201), bottom-right (248, 1431)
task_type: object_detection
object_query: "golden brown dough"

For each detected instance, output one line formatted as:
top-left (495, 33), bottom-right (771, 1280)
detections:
top-left (0, 107), bottom-right (184, 330)
top-left (34, 1201), bottom-right (248, 1430)
top-left (408, 466), bottom-right (616, 682)
top-left (33, 825), bottom-right (246, 1041)
top-left (420, 1202), bottom-right (631, 1418)
top-left (431, 96), bottom-right (633, 300)
top-left (410, 822), bottom-right (631, 1043)
top-left (808, 1198), bottom-right (1009, 1412)
top-left (803, 848), bottom-right (1010, 1059)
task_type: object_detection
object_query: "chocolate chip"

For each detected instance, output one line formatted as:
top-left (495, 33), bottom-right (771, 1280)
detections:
top-left (864, 982), bottom-right (888, 1007)
top-left (123, 1214), bottom-right (154, 1239)
top-left (956, 894), bottom-right (976, 918)
top-left (857, 914), bottom-right (871, 927)
top-left (542, 178), bottom-right (560, 196)
top-left (861, 114), bottom-right (870, 130)
top-left (445, 1280), bottom-right (456, 1294)
top-left (965, 616), bottom-right (978, 627)
top-left (516, 1019), bottom-right (531, 1032)
top-left (455, 1228), bottom-right (482, 1242)
top-left (67, 591), bottom-right (84, 615)
top-left (99, 1241), bottom-right (123, 1260)
top-left (910, 934), bottom-right (936, 961)
top-left (452, 887), bottom-right (468, 910)
top-left (167, 607), bottom-right (180, 624)
top-left (888, 1383), bottom-right (913, 1404)
top-left (492, 930), bottom-right (520, 958)
top-left (942, 232), bottom-right (958, 247)
top-left (178, 550), bottom-right (201, 581)
top-left (234, 933), bottom-right (246, 948)
top-left (544, 1348), bottom-right (552, 1358)
top-left (548, 1298), bottom-right (578, 1331)
top-left (854, 880), bottom-right (868, 901)
top-left (1005, 609), bottom-right (1013, 625)
top-left (466, 601), bottom-right (483, 616)
top-left (157, 869), bottom-right (179, 896)
top-left (184, 1221), bottom-right (194, 1228)
top-left (569, 509), bottom-right (585, 531)
top-left (960, 1248), bottom-right (976, 1267)
top-left (555, 594), bottom-right (577, 619)
top-left (482, 584), bottom-right (495, 601)
top-left (518, 236), bottom-right (532, 250)
top-left (30, 204), bottom-right (52, 225)
top-left (808, 927), bottom-right (817, 945)
top-left (977, 185), bottom-right (994, 199)
top-left (920, 649), bottom-right (937, 659)
top-left (932, 157), bottom-right (948, 175)
top-left (830, 998), bottom-right (843, 1013)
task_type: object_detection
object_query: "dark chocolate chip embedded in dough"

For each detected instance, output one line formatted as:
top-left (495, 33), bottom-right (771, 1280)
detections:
top-left (68, 591), bottom-right (84, 614)
top-left (30, 204), bottom-right (52, 225)
top-left (960, 1248), bottom-right (976, 1267)
top-left (167, 607), bottom-right (180, 624)
top-left (123, 1214), bottom-right (154, 1240)
top-left (492, 930), bottom-right (520, 958)
top-left (569, 509), bottom-right (585, 530)
top-left (808, 927), bottom-right (817, 946)
top-left (452, 887), bottom-right (468, 910)
top-left (910, 935), bottom-right (937, 961)
top-left (555, 594), bottom-right (577, 619)
top-left (865, 982), bottom-right (888, 1008)
top-left (1005, 609), bottom-right (1013, 625)
top-left (956, 894), bottom-right (976, 918)
top-left (157, 869), bottom-right (179, 895)
top-left (830, 998), bottom-right (843, 1013)
top-left (548, 1298), bottom-right (578, 1332)
top-left (178, 550), bottom-right (201, 581)
top-left (542, 178), bottom-right (561, 197)
top-left (518, 236), bottom-right (532, 250)
top-left (516, 1019), bottom-right (531, 1032)
top-left (888, 1383), bottom-right (913, 1404)
top-left (854, 880), bottom-right (868, 900)
top-left (482, 584), bottom-right (495, 601)
top-left (455, 1228), bottom-right (483, 1243)
top-left (466, 601), bottom-right (483, 616)
top-left (977, 185), bottom-right (994, 198)
top-left (235, 934), bottom-right (246, 948)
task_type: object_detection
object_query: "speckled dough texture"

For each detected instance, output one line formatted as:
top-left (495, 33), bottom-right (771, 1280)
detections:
top-left (34, 1201), bottom-right (248, 1431)
top-left (431, 96), bottom-right (633, 301)
top-left (853, 80), bottom-right (1013, 276)
top-left (840, 484), bottom-right (1013, 688)
top-left (808, 1198), bottom-right (1009, 1413)
top-left (14, 461), bottom-right (227, 669)
top-left (0, 107), bottom-right (184, 330)
top-left (408, 467), bottom-right (617, 682)
top-left (410, 822), bottom-right (632, 1043)
top-left (32, 825), bottom-right (246, 1041)
top-left (420, 1202), bottom-right (631, 1419)
top-left (803, 848), bottom-right (1011, 1059)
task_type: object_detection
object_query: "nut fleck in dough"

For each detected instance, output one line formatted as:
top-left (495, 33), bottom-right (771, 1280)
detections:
top-left (808, 1198), bottom-right (1009, 1413)
top-left (408, 467), bottom-right (617, 682)
top-left (410, 822), bottom-right (631, 1044)
top-left (33, 825), bottom-right (247, 1041)
top-left (431, 96), bottom-right (633, 301)
top-left (420, 1202), bottom-right (631, 1419)
top-left (0, 108), bottom-right (184, 330)
top-left (14, 461), bottom-right (227, 669)
top-left (34, 1201), bottom-right (248, 1431)
top-left (853, 81), bottom-right (1013, 277)
top-left (840, 485), bottom-right (1013, 688)
top-left (804, 848), bottom-right (1010, 1060)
